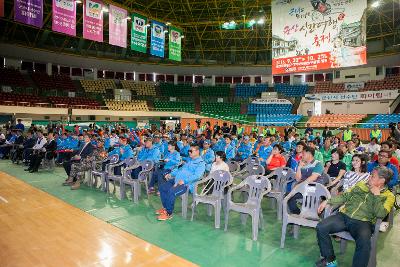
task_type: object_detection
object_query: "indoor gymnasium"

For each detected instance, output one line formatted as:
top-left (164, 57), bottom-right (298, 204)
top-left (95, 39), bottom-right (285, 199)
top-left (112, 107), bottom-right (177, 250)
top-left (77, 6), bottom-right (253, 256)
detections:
top-left (1, 0), bottom-right (400, 266)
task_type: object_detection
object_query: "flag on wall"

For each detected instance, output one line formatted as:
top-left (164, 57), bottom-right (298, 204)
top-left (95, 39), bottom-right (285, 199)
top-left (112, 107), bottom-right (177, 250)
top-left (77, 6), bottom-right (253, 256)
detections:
top-left (169, 26), bottom-right (182, 61)
top-left (52, 0), bottom-right (76, 36)
top-left (83, 0), bottom-right (103, 42)
top-left (14, 0), bottom-right (43, 28)
top-left (131, 13), bottom-right (148, 53)
top-left (150, 20), bottom-right (165, 58)
top-left (109, 5), bottom-right (127, 48)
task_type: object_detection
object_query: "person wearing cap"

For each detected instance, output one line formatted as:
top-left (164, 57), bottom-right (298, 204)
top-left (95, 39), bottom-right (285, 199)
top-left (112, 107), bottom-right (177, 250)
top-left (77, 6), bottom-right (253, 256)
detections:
top-left (148, 141), bottom-right (181, 194)
top-left (201, 139), bottom-right (215, 172)
top-left (235, 135), bottom-right (252, 161)
top-left (156, 145), bottom-right (206, 221)
top-left (257, 137), bottom-right (272, 166)
top-left (224, 135), bottom-right (236, 161)
top-left (130, 138), bottom-right (161, 179)
top-left (315, 166), bottom-right (395, 267)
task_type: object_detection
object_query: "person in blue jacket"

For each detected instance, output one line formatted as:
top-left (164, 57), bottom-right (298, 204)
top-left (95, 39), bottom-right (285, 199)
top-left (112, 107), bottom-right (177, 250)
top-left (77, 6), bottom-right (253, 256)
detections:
top-left (258, 137), bottom-right (273, 166)
top-left (235, 135), bottom-right (252, 161)
top-left (212, 134), bottom-right (226, 152)
top-left (130, 137), bottom-right (161, 179)
top-left (161, 134), bottom-right (170, 156)
top-left (201, 140), bottom-right (215, 172)
top-left (367, 149), bottom-right (398, 188)
top-left (156, 145), bottom-right (206, 221)
top-left (224, 135), bottom-right (236, 161)
top-left (105, 136), bottom-right (134, 175)
top-left (153, 135), bottom-right (164, 156)
top-left (148, 141), bottom-right (181, 194)
top-left (178, 137), bottom-right (190, 161)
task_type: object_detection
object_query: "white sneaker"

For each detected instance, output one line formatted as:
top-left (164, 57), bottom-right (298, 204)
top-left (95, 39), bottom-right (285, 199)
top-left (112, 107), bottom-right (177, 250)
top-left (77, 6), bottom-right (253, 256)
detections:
top-left (379, 222), bottom-right (389, 232)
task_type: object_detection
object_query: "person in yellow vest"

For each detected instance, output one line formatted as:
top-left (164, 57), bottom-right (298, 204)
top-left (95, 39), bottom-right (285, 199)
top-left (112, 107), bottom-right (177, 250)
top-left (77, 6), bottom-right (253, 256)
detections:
top-left (262, 127), bottom-right (269, 137)
top-left (269, 125), bottom-right (277, 136)
top-left (251, 126), bottom-right (259, 134)
top-left (342, 126), bottom-right (353, 142)
top-left (370, 124), bottom-right (382, 143)
top-left (237, 124), bottom-right (245, 137)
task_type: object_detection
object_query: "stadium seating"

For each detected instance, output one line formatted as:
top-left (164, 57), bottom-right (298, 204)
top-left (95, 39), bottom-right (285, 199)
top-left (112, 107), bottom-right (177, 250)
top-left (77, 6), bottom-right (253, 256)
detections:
top-left (0, 92), bottom-right (47, 106)
top-left (198, 85), bottom-right (231, 97)
top-left (235, 84), bottom-right (268, 98)
top-left (256, 114), bottom-right (302, 126)
top-left (31, 73), bottom-right (76, 91)
top-left (159, 83), bottom-right (193, 97)
top-left (200, 102), bottom-right (241, 116)
top-left (0, 68), bottom-right (29, 88)
top-left (274, 84), bottom-right (308, 97)
top-left (48, 96), bottom-right (100, 108)
top-left (363, 114), bottom-right (400, 128)
top-left (121, 81), bottom-right (156, 96)
top-left (247, 103), bottom-right (292, 115)
top-left (81, 79), bottom-right (116, 94)
top-left (154, 101), bottom-right (195, 112)
top-left (104, 99), bottom-right (149, 111)
top-left (313, 81), bottom-right (345, 93)
top-left (307, 114), bottom-right (366, 128)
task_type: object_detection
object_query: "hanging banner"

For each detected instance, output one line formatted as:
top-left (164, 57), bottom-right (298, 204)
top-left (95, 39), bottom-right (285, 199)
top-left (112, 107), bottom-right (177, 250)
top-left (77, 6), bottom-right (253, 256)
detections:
top-left (169, 26), bottom-right (182, 61)
top-left (344, 82), bottom-right (365, 91)
top-left (109, 5), bottom-right (127, 48)
top-left (150, 20), bottom-right (165, 58)
top-left (271, 0), bottom-right (367, 74)
top-left (0, 0), bottom-right (4, 17)
top-left (131, 13), bottom-right (148, 53)
top-left (52, 0), bottom-right (76, 36)
top-left (83, 0), bottom-right (103, 42)
top-left (14, 0), bottom-right (43, 28)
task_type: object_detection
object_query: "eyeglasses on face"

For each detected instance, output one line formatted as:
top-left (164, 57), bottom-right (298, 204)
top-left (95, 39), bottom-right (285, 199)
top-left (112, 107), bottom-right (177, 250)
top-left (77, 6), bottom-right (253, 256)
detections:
top-left (378, 154), bottom-right (389, 158)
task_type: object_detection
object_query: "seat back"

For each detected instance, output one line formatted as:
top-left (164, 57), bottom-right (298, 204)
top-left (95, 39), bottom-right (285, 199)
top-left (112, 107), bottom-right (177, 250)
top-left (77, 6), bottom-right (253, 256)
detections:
top-left (247, 163), bottom-right (265, 176)
top-left (108, 154), bottom-right (119, 164)
top-left (210, 170), bottom-right (233, 197)
top-left (140, 160), bottom-right (154, 171)
top-left (272, 167), bottom-right (296, 192)
top-left (227, 160), bottom-right (240, 173)
top-left (245, 175), bottom-right (271, 206)
top-left (291, 182), bottom-right (330, 220)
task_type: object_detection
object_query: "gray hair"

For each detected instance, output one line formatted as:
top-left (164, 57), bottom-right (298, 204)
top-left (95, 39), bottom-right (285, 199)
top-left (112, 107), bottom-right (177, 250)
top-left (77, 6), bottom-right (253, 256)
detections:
top-left (374, 166), bottom-right (393, 185)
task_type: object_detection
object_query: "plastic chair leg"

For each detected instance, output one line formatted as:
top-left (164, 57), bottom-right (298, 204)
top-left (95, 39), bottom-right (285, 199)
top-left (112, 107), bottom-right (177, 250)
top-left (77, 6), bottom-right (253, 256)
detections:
top-left (191, 201), bottom-right (196, 222)
top-left (215, 202), bottom-right (221, 229)
top-left (280, 218), bottom-right (288, 248)
top-left (252, 213), bottom-right (259, 241)
top-left (293, 224), bottom-right (299, 239)
top-left (224, 209), bottom-right (230, 231)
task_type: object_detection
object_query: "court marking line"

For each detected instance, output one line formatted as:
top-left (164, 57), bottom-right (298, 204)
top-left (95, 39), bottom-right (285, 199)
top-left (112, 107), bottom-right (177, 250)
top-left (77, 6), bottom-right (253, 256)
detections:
top-left (0, 195), bottom-right (9, 203)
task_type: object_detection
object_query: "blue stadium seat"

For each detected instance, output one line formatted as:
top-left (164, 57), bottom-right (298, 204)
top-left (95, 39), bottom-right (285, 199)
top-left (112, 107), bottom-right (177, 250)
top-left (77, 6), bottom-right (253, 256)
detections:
top-left (248, 103), bottom-right (293, 115)
top-left (362, 114), bottom-right (400, 128)
top-left (274, 84), bottom-right (308, 97)
top-left (235, 84), bottom-right (268, 98)
top-left (256, 114), bottom-right (302, 126)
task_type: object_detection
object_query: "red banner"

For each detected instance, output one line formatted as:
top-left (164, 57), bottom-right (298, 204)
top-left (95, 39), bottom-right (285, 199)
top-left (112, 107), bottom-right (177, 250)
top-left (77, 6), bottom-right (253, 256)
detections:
top-left (0, 0), bottom-right (4, 17)
top-left (272, 52), bottom-right (332, 75)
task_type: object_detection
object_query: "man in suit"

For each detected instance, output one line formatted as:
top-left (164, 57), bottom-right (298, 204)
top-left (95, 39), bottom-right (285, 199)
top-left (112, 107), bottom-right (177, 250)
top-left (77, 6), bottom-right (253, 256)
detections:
top-left (26, 132), bottom-right (57, 173)
top-left (63, 135), bottom-right (94, 187)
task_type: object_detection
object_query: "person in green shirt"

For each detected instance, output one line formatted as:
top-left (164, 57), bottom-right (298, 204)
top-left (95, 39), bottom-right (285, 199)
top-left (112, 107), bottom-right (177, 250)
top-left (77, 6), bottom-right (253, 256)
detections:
top-left (339, 141), bottom-right (354, 171)
top-left (320, 138), bottom-right (333, 164)
top-left (308, 139), bottom-right (323, 163)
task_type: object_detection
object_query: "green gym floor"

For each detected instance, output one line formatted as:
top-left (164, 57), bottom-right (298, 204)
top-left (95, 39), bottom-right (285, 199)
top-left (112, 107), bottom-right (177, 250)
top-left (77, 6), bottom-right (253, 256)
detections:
top-left (1, 161), bottom-right (398, 267)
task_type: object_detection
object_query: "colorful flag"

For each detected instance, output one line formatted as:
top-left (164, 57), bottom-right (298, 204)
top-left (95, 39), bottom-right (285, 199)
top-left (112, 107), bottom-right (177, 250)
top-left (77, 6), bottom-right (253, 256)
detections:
top-left (169, 26), bottom-right (182, 61)
top-left (83, 0), bottom-right (103, 42)
top-left (52, 0), bottom-right (76, 36)
top-left (109, 5), bottom-right (127, 48)
top-left (14, 0), bottom-right (43, 28)
top-left (150, 20), bottom-right (165, 58)
top-left (131, 13), bottom-right (147, 53)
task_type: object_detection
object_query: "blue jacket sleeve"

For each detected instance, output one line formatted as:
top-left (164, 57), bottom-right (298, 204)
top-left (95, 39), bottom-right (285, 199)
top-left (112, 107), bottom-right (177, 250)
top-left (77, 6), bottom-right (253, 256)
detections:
top-left (388, 164), bottom-right (398, 188)
top-left (184, 161), bottom-right (206, 185)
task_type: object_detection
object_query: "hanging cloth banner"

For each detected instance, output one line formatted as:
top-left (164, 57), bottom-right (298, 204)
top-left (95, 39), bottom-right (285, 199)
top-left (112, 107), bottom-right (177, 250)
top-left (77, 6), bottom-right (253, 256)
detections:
top-left (109, 5), bottom-right (127, 48)
top-left (150, 20), bottom-right (165, 58)
top-left (52, 0), bottom-right (76, 36)
top-left (14, 0), bottom-right (43, 28)
top-left (0, 0), bottom-right (4, 17)
top-left (83, 0), bottom-right (103, 42)
top-left (169, 26), bottom-right (182, 62)
top-left (131, 13), bottom-right (148, 53)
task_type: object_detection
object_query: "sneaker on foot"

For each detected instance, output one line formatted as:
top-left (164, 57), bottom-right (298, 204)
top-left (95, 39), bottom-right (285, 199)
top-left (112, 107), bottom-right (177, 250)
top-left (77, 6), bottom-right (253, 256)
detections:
top-left (148, 188), bottom-right (156, 194)
top-left (155, 208), bottom-right (166, 215)
top-left (379, 221), bottom-right (389, 232)
top-left (157, 213), bottom-right (172, 221)
top-left (315, 259), bottom-right (337, 267)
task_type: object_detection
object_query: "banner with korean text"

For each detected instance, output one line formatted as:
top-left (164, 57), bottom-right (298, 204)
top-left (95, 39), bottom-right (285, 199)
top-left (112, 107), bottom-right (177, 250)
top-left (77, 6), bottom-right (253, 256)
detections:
top-left (109, 5), bottom-right (127, 47)
top-left (14, 0), bottom-right (43, 28)
top-left (150, 20), bottom-right (165, 58)
top-left (131, 13), bottom-right (148, 53)
top-left (169, 26), bottom-right (182, 61)
top-left (83, 0), bottom-right (103, 42)
top-left (52, 0), bottom-right (76, 36)
top-left (271, 0), bottom-right (367, 74)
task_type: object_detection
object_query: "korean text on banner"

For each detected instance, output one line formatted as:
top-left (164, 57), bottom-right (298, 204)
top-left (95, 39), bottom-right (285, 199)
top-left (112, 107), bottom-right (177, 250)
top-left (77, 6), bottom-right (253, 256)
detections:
top-left (271, 0), bottom-right (367, 74)
top-left (83, 0), bottom-right (103, 42)
top-left (131, 13), bottom-right (148, 53)
top-left (52, 0), bottom-right (76, 36)
top-left (169, 26), bottom-right (182, 61)
top-left (150, 20), bottom-right (165, 58)
top-left (109, 5), bottom-right (127, 48)
top-left (14, 0), bottom-right (43, 28)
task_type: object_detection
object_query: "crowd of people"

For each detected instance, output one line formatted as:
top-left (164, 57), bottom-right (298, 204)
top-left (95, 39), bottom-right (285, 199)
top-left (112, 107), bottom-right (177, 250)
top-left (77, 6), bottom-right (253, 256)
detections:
top-left (0, 119), bottom-right (397, 267)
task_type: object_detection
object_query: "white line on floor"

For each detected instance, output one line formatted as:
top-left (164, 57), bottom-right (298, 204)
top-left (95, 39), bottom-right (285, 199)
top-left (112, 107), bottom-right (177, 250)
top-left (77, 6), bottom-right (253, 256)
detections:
top-left (0, 195), bottom-right (9, 203)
